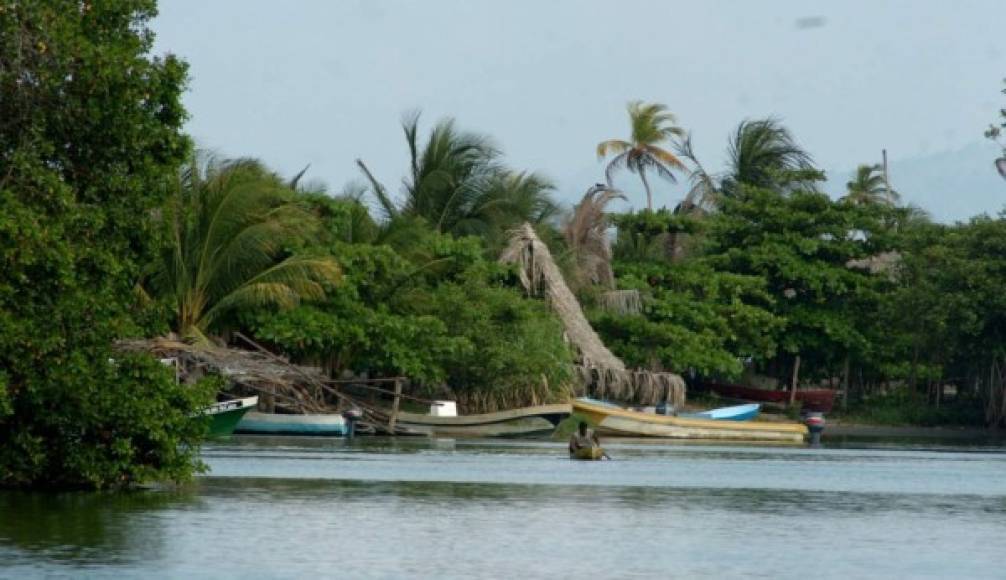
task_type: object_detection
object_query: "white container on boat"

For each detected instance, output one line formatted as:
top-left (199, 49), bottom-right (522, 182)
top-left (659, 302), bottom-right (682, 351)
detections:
top-left (431, 401), bottom-right (457, 417)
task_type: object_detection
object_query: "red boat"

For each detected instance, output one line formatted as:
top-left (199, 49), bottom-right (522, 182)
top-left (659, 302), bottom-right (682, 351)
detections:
top-left (699, 381), bottom-right (836, 413)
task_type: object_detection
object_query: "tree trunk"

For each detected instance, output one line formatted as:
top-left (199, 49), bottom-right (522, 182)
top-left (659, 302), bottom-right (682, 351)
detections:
top-left (639, 169), bottom-right (653, 211)
top-left (789, 355), bottom-right (801, 407)
top-left (842, 354), bottom-right (850, 411)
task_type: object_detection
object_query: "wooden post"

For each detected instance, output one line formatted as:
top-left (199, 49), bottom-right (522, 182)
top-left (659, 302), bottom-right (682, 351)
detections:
top-left (882, 149), bottom-right (892, 197)
top-left (789, 355), bottom-right (801, 407)
top-left (842, 354), bottom-right (850, 411)
top-left (388, 378), bottom-right (402, 433)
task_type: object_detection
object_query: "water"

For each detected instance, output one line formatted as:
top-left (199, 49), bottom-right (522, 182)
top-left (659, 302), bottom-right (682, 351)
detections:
top-left (2, 435), bottom-right (1005, 579)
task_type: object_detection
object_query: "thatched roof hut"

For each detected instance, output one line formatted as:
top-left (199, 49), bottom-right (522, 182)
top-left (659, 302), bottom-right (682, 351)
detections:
top-left (501, 223), bottom-right (685, 407)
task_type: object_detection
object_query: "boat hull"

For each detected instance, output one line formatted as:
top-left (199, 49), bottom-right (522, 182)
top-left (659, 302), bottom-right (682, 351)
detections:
top-left (701, 382), bottom-right (836, 413)
top-left (573, 400), bottom-right (807, 443)
top-left (235, 412), bottom-right (348, 436)
top-left (681, 403), bottom-right (761, 421)
top-left (393, 404), bottom-right (571, 437)
top-left (205, 397), bottom-right (258, 438)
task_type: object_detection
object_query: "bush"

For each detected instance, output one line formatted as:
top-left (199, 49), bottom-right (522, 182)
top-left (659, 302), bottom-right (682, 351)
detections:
top-left (0, 354), bottom-right (213, 489)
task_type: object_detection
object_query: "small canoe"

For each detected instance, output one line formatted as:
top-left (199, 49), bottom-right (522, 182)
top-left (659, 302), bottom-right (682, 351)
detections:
top-left (235, 411), bottom-right (348, 436)
top-left (392, 404), bottom-right (571, 437)
top-left (570, 447), bottom-right (606, 460)
top-left (204, 396), bottom-right (258, 438)
top-left (573, 400), bottom-right (806, 443)
top-left (680, 403), bottom-right (761, 421)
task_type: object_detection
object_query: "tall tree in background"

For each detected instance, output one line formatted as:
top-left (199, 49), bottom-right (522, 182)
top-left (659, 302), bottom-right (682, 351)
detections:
top-left (564, 184), bottom-right (626, 289)
top-left (145, 155), bottom-right (342, 342)
top-left (0, 1), bottom-right (209, 488)
top-left (723, 119), bottom-right (818, 193)
top-left (843, 164), bottom-right (899, 206)
top-left (597, 101), bottom-right (688, 211)
top-left (358, 114), bottom-right (559, 246)
top-left (983, 78), bottom-right (1006, 180)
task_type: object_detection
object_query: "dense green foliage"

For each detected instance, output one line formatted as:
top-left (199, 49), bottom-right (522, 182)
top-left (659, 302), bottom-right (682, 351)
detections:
top-left (144, 154), bottom-right (341, 341)
top-left (0, 1), bottom-right (211, 488)
top-left (242, 195), bottom-right (574, 412)
top-left (3, 2), bottom-right (1003, 495)
top-left (592, 112), bottom-right (1006, 426)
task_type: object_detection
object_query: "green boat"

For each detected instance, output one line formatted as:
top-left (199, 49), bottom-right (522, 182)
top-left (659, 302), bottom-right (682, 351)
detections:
top-left (204, 396), bottom-right (258, 437)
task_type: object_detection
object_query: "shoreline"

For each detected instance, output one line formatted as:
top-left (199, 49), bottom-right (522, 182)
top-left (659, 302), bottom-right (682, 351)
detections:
top-left (823, 423), bottom-right (1005, 439)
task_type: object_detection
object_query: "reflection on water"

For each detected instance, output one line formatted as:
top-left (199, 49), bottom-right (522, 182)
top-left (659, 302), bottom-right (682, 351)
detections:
top-left (0, 489), bottom-right (195, 565)
top-left (1, 436), bottom-right (1004, 579)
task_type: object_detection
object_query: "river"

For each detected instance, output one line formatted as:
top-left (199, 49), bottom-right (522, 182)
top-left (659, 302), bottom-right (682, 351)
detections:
top-left (2, 434), bottom-right (1004, 579)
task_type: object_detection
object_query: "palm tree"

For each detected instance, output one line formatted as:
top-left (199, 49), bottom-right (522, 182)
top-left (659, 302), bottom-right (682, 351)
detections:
top-left (597, 101), bottom-right (687, 211)
top-left (842, 164), bottom-right (899, 206)
top-left (357, 113), bottom-right (559, 240)
top-left (723, 118), bottom-right (816, 193)
top-left (146, 154), bottom-right (342, 342)
top-left (563, 183), bottom-right (626, 289)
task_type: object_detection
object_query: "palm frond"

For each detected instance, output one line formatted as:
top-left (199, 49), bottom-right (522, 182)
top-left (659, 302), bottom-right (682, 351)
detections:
top-left (288, 164), bottom-right (310, 190)
top-left (596, 139), bottom-right (632, 159)
top-left (356, 158), bottom-right (397, 220)
top-left (145, 150), bottom-right (343, 340)
top-left (727, 118), bottom-right (816, 192)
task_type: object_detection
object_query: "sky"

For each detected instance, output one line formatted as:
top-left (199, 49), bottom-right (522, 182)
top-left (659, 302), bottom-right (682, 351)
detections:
top-left (152, 0), bottom-right (1006, 222)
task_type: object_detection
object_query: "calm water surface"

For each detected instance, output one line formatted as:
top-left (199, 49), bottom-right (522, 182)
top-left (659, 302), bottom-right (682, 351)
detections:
top-left (2, 435), bottom-right (1005, 579)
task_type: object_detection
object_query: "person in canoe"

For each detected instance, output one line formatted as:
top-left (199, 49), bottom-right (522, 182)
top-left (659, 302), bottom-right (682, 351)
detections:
top-left (569, 421), bottom-right (609, 460)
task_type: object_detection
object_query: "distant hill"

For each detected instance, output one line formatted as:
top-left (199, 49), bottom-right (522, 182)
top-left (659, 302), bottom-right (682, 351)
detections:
top-left (824, 141), bottom-right (1006, 223)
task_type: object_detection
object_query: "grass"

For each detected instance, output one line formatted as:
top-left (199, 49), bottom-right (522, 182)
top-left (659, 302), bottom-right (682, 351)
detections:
top-left (836, 391), bottom-right (984, 427)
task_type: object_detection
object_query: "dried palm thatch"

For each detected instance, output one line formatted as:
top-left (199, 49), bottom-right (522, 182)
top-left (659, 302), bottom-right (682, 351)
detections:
top-left (116, 336), bottom-right (331, 412)
top-left (563, 184), bottom-right (625, 289)
top-left (599, 289), bottom-right (643, 316)
top-left (573, 366), bottom-right (686, 409)
top-left (846, 250), bottom-right (901, 279)
top-left (502, 223), bottom-right (625, 370)
top-left (502, 223), bottom-right (685, 405)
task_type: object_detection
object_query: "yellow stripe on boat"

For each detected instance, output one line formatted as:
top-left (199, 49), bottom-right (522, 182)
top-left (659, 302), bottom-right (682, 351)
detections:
top-left (573, 400), bottom-right (807, 443)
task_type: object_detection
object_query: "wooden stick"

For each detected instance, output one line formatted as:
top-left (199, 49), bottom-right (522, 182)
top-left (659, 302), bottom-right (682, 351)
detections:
top-left (388, 379), bottom-right (402, 432)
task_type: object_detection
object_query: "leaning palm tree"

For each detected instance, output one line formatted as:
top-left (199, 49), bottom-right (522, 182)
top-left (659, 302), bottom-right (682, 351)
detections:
top-left (723, 118), bottom-right (817, 193)
top-left (842, 164), bottom-right (900, 206)
top-left (597, 101), bottom-right (688, 211)
top-left (146, 154), bottom-right (341, 342)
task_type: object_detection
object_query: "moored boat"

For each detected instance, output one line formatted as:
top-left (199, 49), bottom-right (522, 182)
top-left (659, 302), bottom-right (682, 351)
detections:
top-left (680, 403), bottom-right (761, 421)
top-left (393, 404), bottom-right (571, 437)
top-left (699, 381), bottom-right (836, 413)
top-left (205, 396), bottom-right (258, 437)
top-left (573, 399), bottom-right (807, 443)
top-left (235, 411), bottom-right (348, 436)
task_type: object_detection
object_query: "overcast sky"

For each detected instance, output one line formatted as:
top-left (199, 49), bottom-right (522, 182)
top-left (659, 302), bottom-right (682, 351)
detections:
top-left (153, 0), bottom-right (1006, 221)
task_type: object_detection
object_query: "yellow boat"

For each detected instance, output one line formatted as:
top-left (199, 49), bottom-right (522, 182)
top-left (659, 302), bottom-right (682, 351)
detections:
top-left (573, 400), bottom-right (807, 443)
top-left (570, 447), bottom-right (606, 460)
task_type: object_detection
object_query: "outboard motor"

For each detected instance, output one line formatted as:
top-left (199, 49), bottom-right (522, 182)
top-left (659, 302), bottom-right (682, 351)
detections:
top-left (341, 407), bottom-right (363, 439)
top-left (803, 411), bottom-right (825, 447)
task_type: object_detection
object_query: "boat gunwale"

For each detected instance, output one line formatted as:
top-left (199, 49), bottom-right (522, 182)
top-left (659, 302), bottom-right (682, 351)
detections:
top-left (573, 401), bottom-right (807, 434)
top-left (239, 411), bottom-right (347, 425)
top-left (204, 396), bottom-right (258, 416)
top-left (393, 403), bottom-right (572, 426)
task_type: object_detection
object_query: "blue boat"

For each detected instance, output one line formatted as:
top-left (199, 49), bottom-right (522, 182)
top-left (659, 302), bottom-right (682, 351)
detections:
top-left (235, 411), bottom-right (348, 436)
top-left (680, 403), bottom-right (761, 421)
